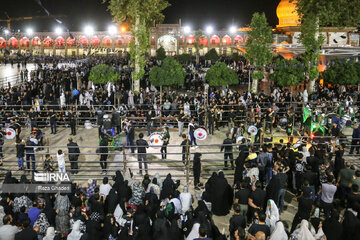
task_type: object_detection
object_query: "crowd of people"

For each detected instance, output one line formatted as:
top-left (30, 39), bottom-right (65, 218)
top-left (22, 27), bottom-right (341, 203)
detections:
top-left (1, 55), bottom-right (360, 240)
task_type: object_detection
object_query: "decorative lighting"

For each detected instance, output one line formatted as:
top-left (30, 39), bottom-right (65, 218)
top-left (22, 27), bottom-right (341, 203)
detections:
top-left (26, 28), bottom-right (34, 35)
top-left (4, 29), bottom-right (9, 35)
top-left (84, 26), bottom-right (94, 35)
top-left (55, 27), bottom-right (63, 35)
top-left (229, 26), bottom-right (237, 33)
top-left (121, 27), bottom-right (126, 32)
top-left (184, 26), bottom-right (191, 34)
top-left (108, 25), bottom-right (117, 35)
top-left (206, 26), bottom-right (213, 34)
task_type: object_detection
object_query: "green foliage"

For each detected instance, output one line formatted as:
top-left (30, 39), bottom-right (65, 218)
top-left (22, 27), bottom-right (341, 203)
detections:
top-left (245, 12), bottom-right (273, 67)
top-left (251, 70), bottom-right (264, 81)
top-left (176, 54), bottom-right (192, 63)
top-left (156, 46), bottom-right (166, 61)
top-left (323, 60), bottom-right (360, 85)
top-left (89, 64), bottom-right (120, 85)
top-left (104, 0), bottom-right (170, 90)
top-left (204, 48), bottom-right (219, 63)
top-left (205, 62), bottom-right (239, 86)
top-left (103, 0), bottom-right (170, 29)
top-left (149, 57), bottom-right (186, 87)
top-left (291, 0), bottom-right (360, 27)
top-left (194, 30), bottom-right (204, 50)
top-left (269, 58), bottom-right (305, 86)
top-left (232, 52), bottom-right (246, 62)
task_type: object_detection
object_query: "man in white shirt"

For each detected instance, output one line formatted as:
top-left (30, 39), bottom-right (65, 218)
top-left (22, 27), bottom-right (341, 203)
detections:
top-left (0, 215), bottom-right (19, 240)
top-left (99, 177), bottom-right (112, 198)
top-left (169, 191), bottom-right (182, 215)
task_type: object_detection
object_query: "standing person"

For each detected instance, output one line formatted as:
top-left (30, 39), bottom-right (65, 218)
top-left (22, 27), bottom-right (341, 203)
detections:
top-left (145, 110), bottom-right (154, 136)
top-left (13, 118), bottom-right (22, 142)
top-left (247, 212), bottom-right (271, 239)
top-left (49, 109), bottom-right (57, 134)
top-left (337, 161), bottom-right (354, 206)
top-left (177, 110), bottom-right (188, 137)
top-left (136, 133), bottom-right (149, 175)
top-left (126, 121), bottom-right (135, 154)
top-left (211, 171), bottom-right (234, 216)
top-left (67, 138), bottom-right (80, 174)
top-left (99, 134), bottom-right (109, 174)
top-left (180, 134), bottom-right (190, 164)
top-left (112, 109), bottom-right (121, 134)
top-left (274, 166), bottom-right (288, 214)
top-left (229, 204), bottom-right (246, 240)
top-left (57, 150), bottom-right (66, 173)
top-left (28, 108), bottom-right (38, 130)
top-left (254, 118), bottom-right (263, 144)
top-left (320, 175), bottom-right (337, 219)
top-left (161, 127), bottom-right (170, 160)
top-left (290, 189), bottom-right (313, 233)
top-left (16, 139), bottom-right (25, 170)
top-left (68, 109), bottom-right (76, 136)
top-left (208, 109), bottom-right (215, 135)
top-left (25, 137), bottom-right (36, 171)
top-left (248, 181), bottom-right (266, 219)
top-left (350, 124), bottom-right (360, 155)
top-left (188, 118), bottom-right (197, 148)
top-left (221, 133), bottom-right (234, 170)
top-left (193, 153), bottom-right (202, 190)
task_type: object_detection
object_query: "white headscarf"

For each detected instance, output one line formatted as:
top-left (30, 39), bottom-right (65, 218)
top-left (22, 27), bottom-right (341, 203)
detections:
top-left (265, 199), bottom-right (280, 233)
top-left (291, 220), bottom-right (316, 240)
top-left (43, 227), bottom-right (55, 240)
top-left (270, 221), bottom-right (288, 240)
top-left (67, 220), bottom-right (83, 240)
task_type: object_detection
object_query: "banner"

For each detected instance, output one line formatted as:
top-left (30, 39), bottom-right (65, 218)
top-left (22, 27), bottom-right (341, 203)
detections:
top-left (303, 106), bottom-right (311, 123)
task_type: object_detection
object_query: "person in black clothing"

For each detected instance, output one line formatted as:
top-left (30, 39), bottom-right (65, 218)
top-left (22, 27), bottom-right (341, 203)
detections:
top-left (15, 217), bottom-right (38, 240)
top-left (248, 181), bottom-right (266, 220)
top-left (16, 139), bottom-right (25, 170)
top-left (290, 188), bottom-right (313, 233)
top-left (193, 152), bottom-right (202, 190)
top-left (350, 124), bottom-right (360, 155)
top-left (146, 110), bottom-right (155, 136)
top-left (0, 132), bottom-right (4, 163)
top-left (126, 121), bottom-right (135, 154)
top-left (25, 137), bottom-right (36, 171)
top-left (12, 118), bottom-right (22, 142)
top-left (136, 133), bottom-right (149, 175)
top-left (208, 109), bottom-right (215, 135)
top-left (28, 108), bottom-right (37, 130)
top-left (221, 133), bottom-right (234, 169)
top-left (99, 134), bottom-right (109, 174)
top-left (235, 182), bottom-right (251, 223)
top-left (180, 134), bottom-right (190, 164)
top-left (49, 108), bottom-right (57, 134)
top-left (68, 109), bottom-right (76, 135)
top-left (112, 109), bottom-right (121, 134)
top-left (160, 127), bottom-right (170, 160)
top-left (67, 137), bottom-right (80, 174)
top-left (254, 118), bottom-right (263, 144)
top-left (229, 204), bottom-right (246, 240)
top-left (102, 114), bottom-right (113, 136)
top-left (302, 165), bottom-right (318, 201)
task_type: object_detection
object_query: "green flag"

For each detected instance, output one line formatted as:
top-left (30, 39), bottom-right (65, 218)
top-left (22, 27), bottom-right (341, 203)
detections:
top-left (303, 106), bottom-right (311, 123)
top-left (338, 103), bottom-right (342, 118)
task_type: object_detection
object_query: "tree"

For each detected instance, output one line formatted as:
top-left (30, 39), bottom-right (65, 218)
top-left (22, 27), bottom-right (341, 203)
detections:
top-left (205, 62), bottom-right (239, 86)
top-left (156, 46), bottom-right (166, 61)
top-left (269, 58), bottom-right (305, 86)
top-left (292, 0), bottom-right (360, 93)
top-left (149, 56), bottom-right (186, 87)
top-left (245, 12), bottom-right (273, 93)
top-left (232, 52), bottom-right (246, 62)
top-left (323, 60), bottom-right (360, 85)
top-left (176, 53), bottom-right (192, 64)
top-left (89, 64), bottom-right (120, 85)
top-left (204, 48), bottom-right (219, 64)
top-left (104, 0), bottom-right (170, 92)
top-left (194, 29), bottom-right (204, 65)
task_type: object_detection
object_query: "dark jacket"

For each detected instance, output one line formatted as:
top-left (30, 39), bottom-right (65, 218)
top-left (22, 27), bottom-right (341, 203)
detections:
top-left (16, 143), bottom-right (25, 158)
top-left (221, 138), bottom-right (233, 153)
top-left (67, 141), bottom-right (80, 157)
top-left (15, 228), bottom-right (38, 240)
top-left (136, 139), bottom-right (149, 153)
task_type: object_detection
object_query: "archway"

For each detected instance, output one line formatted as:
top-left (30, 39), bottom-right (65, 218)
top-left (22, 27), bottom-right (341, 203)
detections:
top-left (210, 35), bottom-right (220, 46)
top-left (43, 37), bottom-right (53, 47)
top-left (0, 37), bottom-right (6, 48)
top-left (222, 35), bottom-right (232, 46)
top-left (20, 37), bottom-right (30, 47)
top-left (32, 37), bottom-right (41, 46)
top-left (55, 36), bottom-right (65, 47)
top-left (102, 36), bottom-right (112, 47)
top-left (9, 37), bottom-right (18, 48)
top-left (157, 35), bottom-right (177, 54)
top-left (67, 37), bottom-right (76, 46)
top-left (91, 36), bottom-right (100, 46)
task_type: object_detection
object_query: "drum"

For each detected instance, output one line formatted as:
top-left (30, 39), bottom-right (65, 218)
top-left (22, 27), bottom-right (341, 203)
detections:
top-left (149, 132), bottom-right (163, 147)
top-left (194, 128), bottom-right (208, 140)
top-left (236, 136), bottom-right (244, 144)
top-left (5, 128), bottom-right (16, 139)
top-left (247, 125), bottom-right (258, 136)
top-left (84, 120), bottom-right (93, 130)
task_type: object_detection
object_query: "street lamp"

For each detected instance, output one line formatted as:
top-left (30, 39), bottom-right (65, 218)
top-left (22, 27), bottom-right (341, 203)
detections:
top-left (206, 26), bottom-right (213, 34)
top-left (84, 26), bottom-right (94, 35)
top-left (26, 28), bottom-right (33, 36)
top-left (229, 26), bottom-right (237, 34)
top-left (55, 27), bottom-right (63, 35)
top-left (184, 26), bottom-right (191, 34)
top-left (108, 25), bottom-right (117, 35)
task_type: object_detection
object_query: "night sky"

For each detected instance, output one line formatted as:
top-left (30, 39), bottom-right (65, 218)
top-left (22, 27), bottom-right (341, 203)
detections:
top-left (1, 0), bottom-right (279, 32)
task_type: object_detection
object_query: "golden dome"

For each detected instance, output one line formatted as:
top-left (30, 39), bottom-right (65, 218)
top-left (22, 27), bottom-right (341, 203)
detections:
top-left (276, 0), bottom-right (300, 28)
